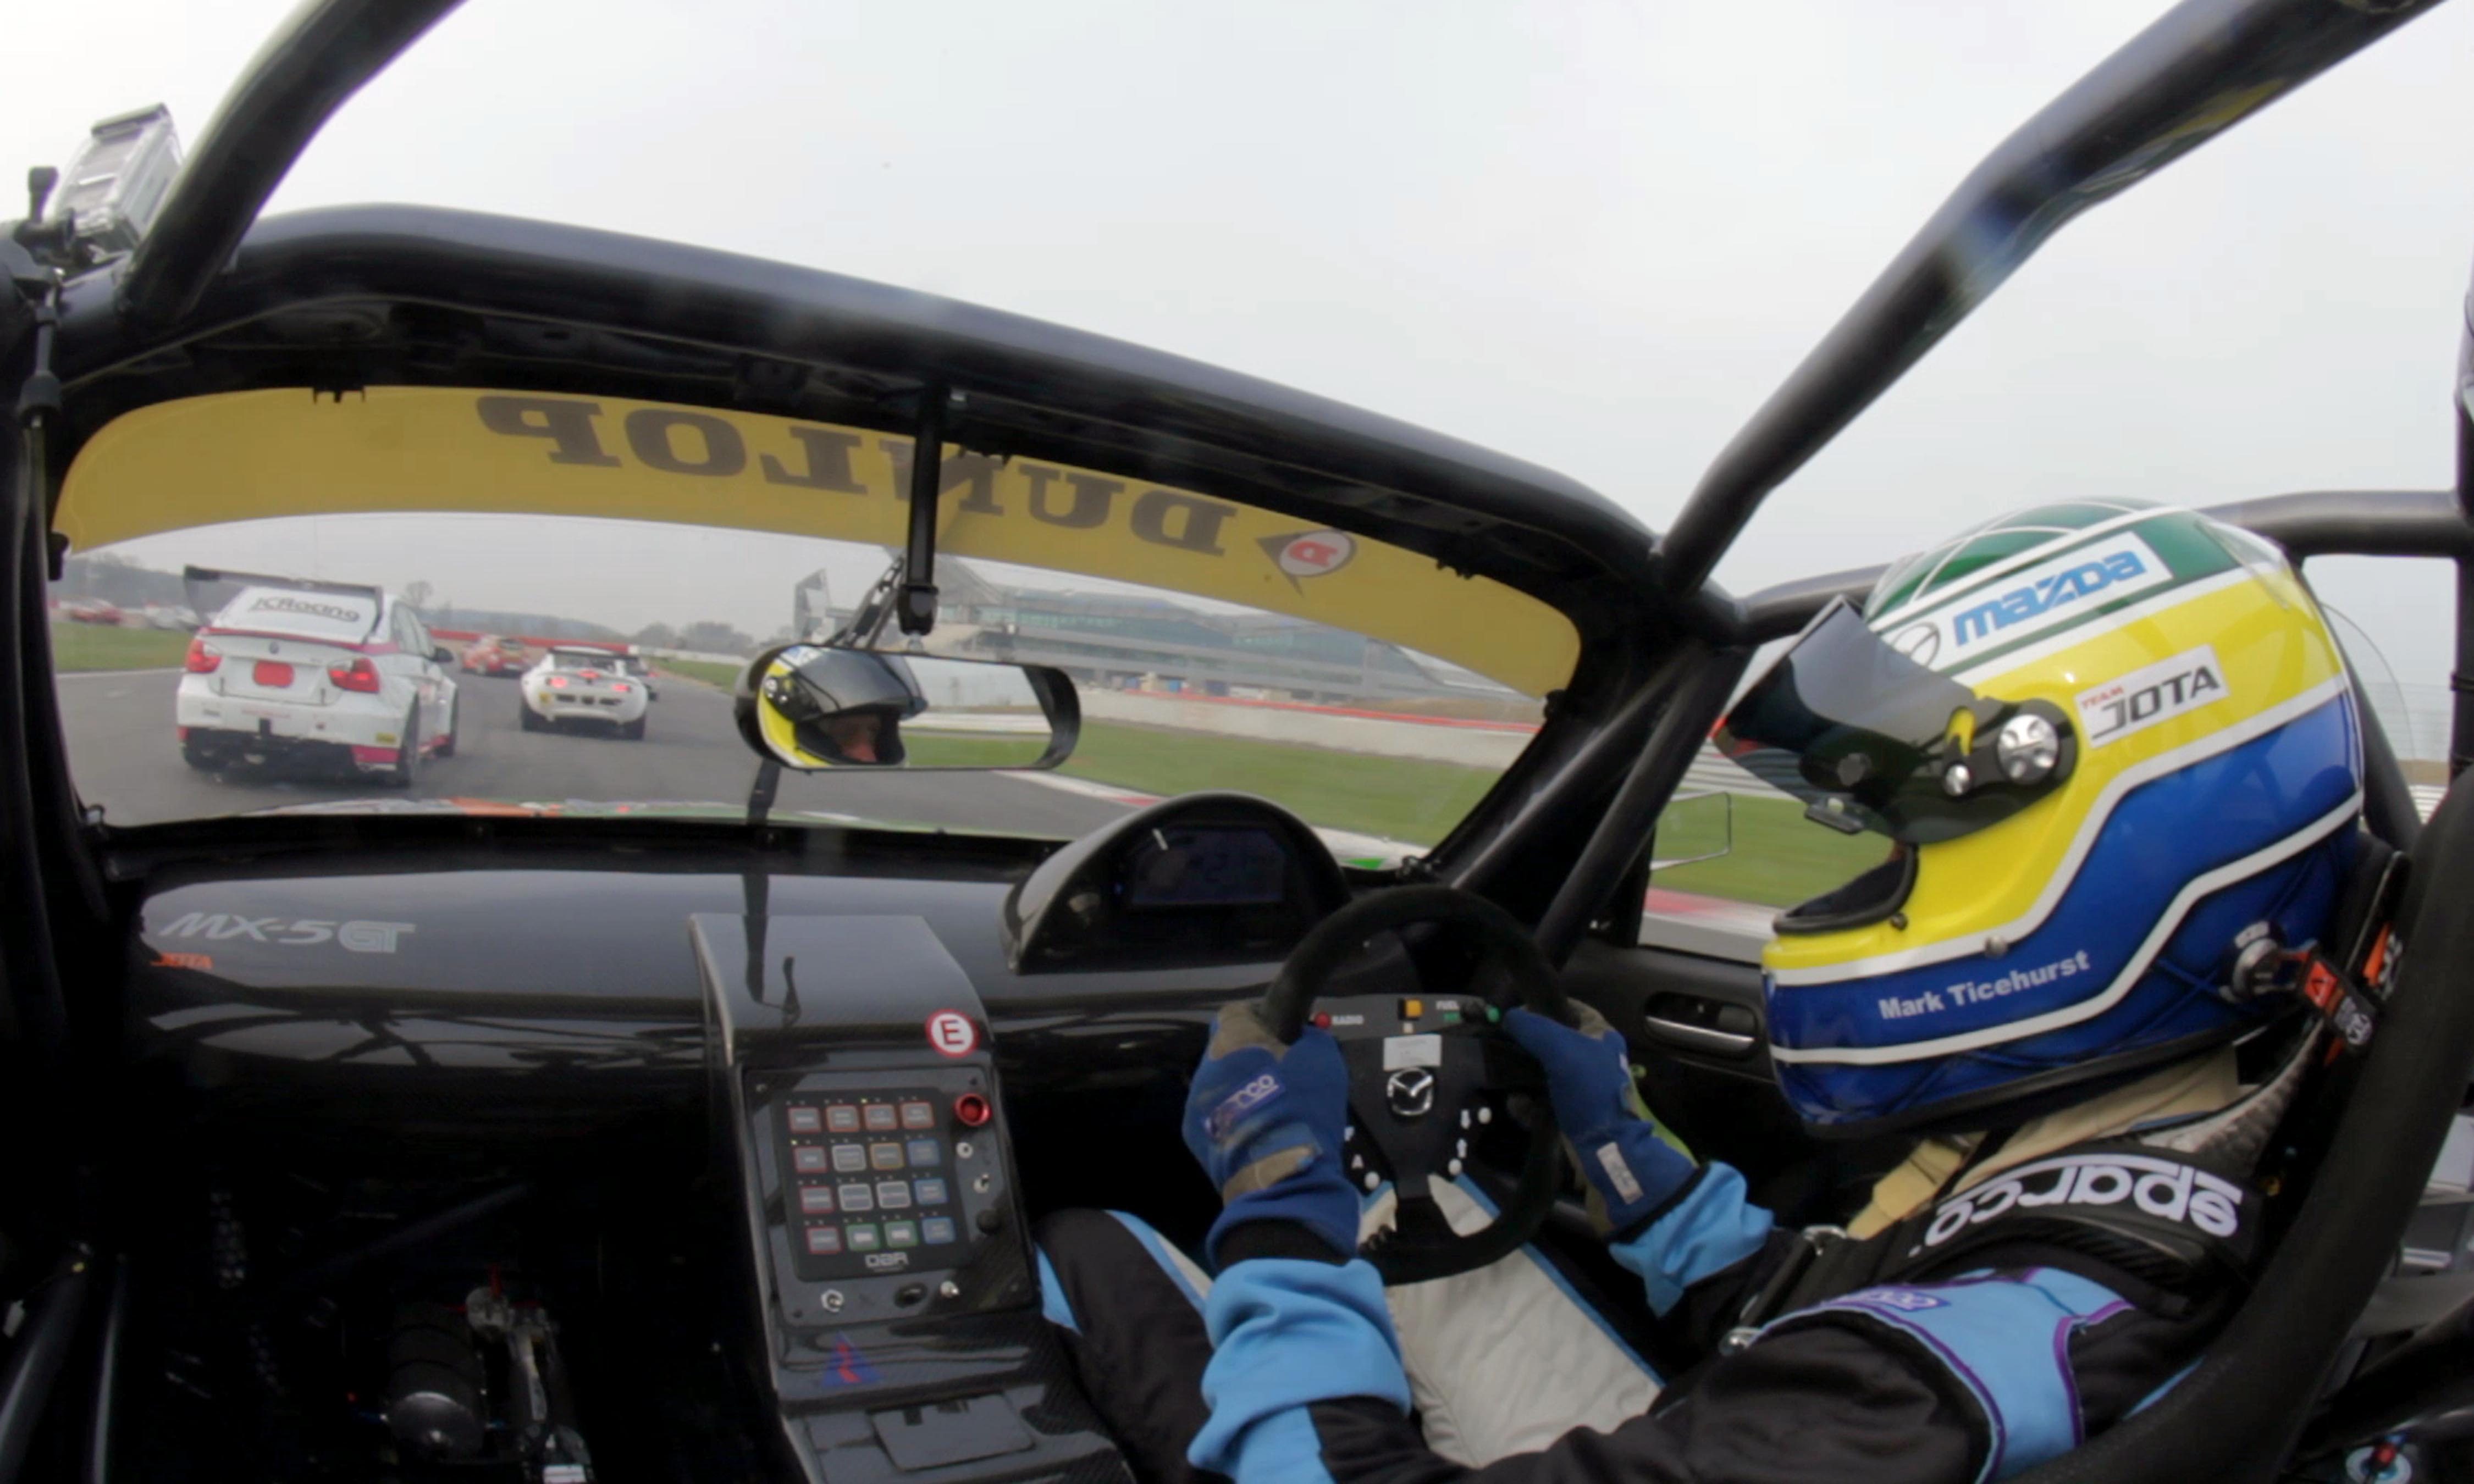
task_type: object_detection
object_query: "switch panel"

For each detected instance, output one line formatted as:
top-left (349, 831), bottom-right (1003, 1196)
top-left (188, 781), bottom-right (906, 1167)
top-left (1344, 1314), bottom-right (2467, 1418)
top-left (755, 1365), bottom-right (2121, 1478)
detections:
top-left (777, 1087), bottom-right (973, 1282)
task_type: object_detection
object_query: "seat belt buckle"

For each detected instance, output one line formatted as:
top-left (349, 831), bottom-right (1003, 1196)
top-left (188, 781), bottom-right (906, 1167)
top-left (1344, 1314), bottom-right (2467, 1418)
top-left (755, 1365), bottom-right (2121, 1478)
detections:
top-left (1718, 1224), bottom-right (1847, 1356)
top-left (2300, 953), bottom-right (2378, 1054)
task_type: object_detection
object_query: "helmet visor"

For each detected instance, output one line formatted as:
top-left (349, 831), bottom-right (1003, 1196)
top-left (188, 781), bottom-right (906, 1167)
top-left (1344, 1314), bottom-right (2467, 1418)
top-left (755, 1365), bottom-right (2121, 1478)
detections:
top-left (1714, 600), bottom-right (2074, 846)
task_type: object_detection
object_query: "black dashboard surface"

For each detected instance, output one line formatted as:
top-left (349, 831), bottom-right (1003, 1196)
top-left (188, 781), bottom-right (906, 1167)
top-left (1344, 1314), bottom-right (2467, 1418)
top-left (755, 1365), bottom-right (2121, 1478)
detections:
top-left (123, 848), bottom-right (1279, 1109)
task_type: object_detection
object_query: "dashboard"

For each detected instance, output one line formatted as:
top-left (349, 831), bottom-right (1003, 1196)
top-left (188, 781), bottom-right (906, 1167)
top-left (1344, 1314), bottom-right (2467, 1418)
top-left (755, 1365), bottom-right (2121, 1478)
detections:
top-left (114, 795), bottom-right (1361, 1482)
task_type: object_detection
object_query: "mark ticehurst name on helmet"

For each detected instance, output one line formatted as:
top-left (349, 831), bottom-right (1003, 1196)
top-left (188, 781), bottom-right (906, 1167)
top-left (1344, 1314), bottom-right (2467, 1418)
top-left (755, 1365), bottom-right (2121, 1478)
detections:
top-left (1879, 949), bottom-right (2095, 1020)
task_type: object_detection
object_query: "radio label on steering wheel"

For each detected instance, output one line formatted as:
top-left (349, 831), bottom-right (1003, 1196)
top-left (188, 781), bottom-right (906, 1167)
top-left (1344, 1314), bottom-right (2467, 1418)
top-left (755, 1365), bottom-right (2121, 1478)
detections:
top-left (1383, 1034), bottom-right (1443, 1070)
top-left (925, 1011), bottom-right (979, 1057)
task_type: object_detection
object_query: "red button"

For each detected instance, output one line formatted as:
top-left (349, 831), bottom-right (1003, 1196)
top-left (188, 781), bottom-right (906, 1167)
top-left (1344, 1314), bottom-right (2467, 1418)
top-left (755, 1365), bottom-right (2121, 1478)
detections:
top-left (825, 1106), bottom-right (861, 1133)
top-left (953, 1093), bottom-right (992, 1128)
top-left (798, 1185), bottom-right (836, 1214)
top-left (1312, 1012), bottom-right (1332, 1028)
top-left (863, 1104), bottom-right (899, 1132)
top-left (899, 1101), bottom-right (936, 1129)
top-left (805, 1226), bottom-right (843, 1255)
top-left (786, 1106), bottom-right (822, 1134)
top-left (792, 1147), bottom-right (829, 1172)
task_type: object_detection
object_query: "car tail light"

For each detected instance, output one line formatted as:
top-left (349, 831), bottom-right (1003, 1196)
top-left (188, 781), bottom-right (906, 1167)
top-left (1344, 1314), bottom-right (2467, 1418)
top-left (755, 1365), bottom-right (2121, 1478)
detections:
top-left (184, 638), bottom-right (220, 673)
top-left (328, 657), bottom-right (382, 693)
top-left (611, 682), bottom-right (631, 694)
top-left (253, 660), bottom-right (295, 687)
top-left (548, 675), bottom-right (569, 689)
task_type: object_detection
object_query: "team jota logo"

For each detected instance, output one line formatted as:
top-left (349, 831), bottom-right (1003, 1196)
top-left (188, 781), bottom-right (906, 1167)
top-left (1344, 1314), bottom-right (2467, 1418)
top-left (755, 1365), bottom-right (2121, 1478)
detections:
top-left (1915, 1150), bottom-right (2245, 1253)
top-left (156, 912), bottom-right (415, 953)
top-left (1879, 532), bottom-right (2173, 666)
top-left (2074, 644), bottom-right (2227, 748)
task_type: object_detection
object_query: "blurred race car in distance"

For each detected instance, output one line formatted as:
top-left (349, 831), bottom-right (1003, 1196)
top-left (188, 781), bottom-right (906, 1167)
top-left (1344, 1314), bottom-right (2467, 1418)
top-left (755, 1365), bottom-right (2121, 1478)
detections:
top-left (137, 603), bottom-right (199, 630)
top-left (519, 645), bottom-right (648, 739)
top-left (460, 634), bottom-right (530, 676)
top-left (57, 597), bottom-right (122, 625)
top-left (174, 569), bottom-right (461, 782)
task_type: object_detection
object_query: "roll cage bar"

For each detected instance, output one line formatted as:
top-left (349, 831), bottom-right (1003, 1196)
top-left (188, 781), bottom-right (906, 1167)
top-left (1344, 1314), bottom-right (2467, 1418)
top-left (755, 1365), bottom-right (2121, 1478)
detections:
top-left (4, 1), bottom-right (2474, 1479)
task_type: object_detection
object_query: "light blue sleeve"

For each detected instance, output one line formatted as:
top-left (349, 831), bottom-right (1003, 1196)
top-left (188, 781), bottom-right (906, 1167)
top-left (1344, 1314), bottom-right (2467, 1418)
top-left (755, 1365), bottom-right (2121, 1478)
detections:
top-left (1605, 1161), bottom-right (1776, 1315)
top-left (1189, 1257), bottom-right (1411, 1481)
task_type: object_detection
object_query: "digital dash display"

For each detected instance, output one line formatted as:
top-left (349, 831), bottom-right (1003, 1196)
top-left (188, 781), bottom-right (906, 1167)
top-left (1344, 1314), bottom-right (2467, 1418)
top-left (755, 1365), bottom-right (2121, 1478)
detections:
top-left (1123, 826), bottom-right (1288, 909)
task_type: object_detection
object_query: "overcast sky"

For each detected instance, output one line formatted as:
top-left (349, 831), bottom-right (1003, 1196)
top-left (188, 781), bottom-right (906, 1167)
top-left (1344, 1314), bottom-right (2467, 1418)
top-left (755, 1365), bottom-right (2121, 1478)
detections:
top-left (8, 1), bottom-right (2471, 716)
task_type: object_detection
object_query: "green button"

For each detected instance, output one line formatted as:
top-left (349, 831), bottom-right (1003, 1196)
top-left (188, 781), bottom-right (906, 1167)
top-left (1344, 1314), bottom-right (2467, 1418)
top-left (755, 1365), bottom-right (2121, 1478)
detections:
top-left (1440, 1010), bottom-right (1462, 1026)
top-left (1484, 1006), bottom-right (1501, 1023)
top-left (846, 1223), bottom-right (881, 1252)
top-left (885, 1220), bottom-right (919, 1249)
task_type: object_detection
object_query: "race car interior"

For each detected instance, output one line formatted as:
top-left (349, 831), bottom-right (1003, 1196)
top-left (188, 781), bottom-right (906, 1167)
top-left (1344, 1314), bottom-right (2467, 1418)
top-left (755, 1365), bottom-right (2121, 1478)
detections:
top-left (4, 2), bottom-right (2474, 1483)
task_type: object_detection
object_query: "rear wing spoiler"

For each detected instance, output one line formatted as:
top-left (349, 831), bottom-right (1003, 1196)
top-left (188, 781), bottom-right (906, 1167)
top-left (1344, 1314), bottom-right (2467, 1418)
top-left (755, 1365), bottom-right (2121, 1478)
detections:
top-left (183, 564), bottom-right (385, 638)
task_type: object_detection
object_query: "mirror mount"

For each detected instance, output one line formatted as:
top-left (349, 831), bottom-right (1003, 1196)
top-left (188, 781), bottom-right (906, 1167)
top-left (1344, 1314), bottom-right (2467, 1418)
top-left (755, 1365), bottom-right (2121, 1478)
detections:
top-left (895, 385), bottom-right (948, 636)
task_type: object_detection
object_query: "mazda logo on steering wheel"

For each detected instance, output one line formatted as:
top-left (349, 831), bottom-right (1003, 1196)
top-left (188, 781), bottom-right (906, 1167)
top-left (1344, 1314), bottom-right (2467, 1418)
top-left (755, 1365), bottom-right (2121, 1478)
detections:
top-left (1385, 1067), bottom-right (1437, 1119)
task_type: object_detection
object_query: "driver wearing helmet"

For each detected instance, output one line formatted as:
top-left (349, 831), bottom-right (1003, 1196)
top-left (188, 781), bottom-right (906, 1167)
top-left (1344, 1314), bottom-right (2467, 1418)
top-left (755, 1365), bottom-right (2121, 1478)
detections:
top-left (739, 645), bottom-right (926, 767)
top-left (1035, 504), bottom-right (2371, 1481)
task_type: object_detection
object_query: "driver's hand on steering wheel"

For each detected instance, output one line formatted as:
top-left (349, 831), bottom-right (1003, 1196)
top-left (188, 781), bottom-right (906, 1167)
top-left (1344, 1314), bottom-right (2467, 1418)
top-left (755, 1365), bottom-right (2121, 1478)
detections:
top-left (1503, 1006), bottom-right (1698, 1239)
top-left (1182, 1003), bottom-right (1361, 1270)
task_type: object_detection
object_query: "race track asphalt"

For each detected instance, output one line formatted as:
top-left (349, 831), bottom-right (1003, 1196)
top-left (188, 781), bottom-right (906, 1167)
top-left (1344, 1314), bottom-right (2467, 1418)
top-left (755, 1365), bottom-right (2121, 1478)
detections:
top-left (57, 668), bottom-right (1135, 839)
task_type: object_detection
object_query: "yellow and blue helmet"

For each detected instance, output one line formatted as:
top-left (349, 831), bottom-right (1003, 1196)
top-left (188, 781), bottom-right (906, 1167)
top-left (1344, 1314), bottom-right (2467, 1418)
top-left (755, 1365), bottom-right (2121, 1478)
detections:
top-left (1717, 502), bottom-right (2362, 1135)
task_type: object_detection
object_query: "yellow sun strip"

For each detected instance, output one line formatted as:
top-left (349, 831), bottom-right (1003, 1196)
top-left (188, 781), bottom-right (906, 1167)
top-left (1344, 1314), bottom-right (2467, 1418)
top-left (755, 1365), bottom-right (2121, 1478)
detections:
top-left (57, 387), bottom-right (1581, 698)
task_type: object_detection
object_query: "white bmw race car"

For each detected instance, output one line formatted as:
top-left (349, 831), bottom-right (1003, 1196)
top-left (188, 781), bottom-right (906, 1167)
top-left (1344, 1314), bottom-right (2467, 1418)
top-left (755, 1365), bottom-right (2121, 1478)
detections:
top-left (519, 646), bottom-right (649, 739)
top-left (175, 569), bottom-right (461, 783)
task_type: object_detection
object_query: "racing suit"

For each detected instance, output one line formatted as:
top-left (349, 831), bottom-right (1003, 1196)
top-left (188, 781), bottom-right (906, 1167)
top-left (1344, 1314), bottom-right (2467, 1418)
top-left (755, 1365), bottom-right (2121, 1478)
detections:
top-left (1035, 1006), bottom-right (2250, 1483)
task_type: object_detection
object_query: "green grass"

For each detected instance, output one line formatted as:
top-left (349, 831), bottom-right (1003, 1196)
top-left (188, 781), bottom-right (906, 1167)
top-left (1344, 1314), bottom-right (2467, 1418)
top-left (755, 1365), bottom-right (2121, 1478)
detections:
top-left (902, 732), bottom-right (1054, 768)
top-left (50, 623), bottom-right (192, 672)
top-left (1057, 719), bottom-right (1498, 846)
top-left (657, 657), bottom-right (745, 688)
top-left (1653, 793), bottom-right (1889, 909)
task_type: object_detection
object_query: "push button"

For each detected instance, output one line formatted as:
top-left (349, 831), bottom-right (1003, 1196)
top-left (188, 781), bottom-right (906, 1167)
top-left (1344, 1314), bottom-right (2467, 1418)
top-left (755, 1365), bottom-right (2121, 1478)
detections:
top-left (877, 1181), bottom-right (912, 1209)
top-left (885, 1220), bottom-right (919, 1249)
top-left (786, 1106), bottom-right (822, 1134)
top-left (805, 1226), bottom-right (843, 1256)
top-left (837, 1183), bottom-right (875, 1214)
top-left (863, 1104), bottom-right (899, 1132)
top-left (846, 1223), bottom-right (881, 1252)
top-left (826, 1105), bottom-right (861, 1133)
top-left (912, 1177), bottom-right (948, 1206)
top-left (798, 1186), bottom-right (836, 1215)
top-left (792, 1147), bottom-right (829, 1173)
top-left (921, 1216), bottom-right (957, 1245)
top-left (831, 1145), bottom-right (868, 1173)
top-left (906, 1138), bottom-right (941, 1167)
top-left (870, 1142), bottom-right (904, 1171)
top-left (899, 1101), bottom-right (936, 1129)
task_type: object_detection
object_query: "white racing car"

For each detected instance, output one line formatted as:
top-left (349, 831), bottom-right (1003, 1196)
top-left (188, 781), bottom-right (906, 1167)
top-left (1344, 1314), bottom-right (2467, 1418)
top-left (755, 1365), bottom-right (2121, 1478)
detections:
top-left (519, 646), bottom-right (649, 739)
top-left (174, 568), bottom-right (461, 783)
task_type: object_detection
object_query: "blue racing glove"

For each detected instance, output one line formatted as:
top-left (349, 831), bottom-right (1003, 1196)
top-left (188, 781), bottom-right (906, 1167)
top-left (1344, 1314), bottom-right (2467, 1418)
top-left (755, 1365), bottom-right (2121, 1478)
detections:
top-left (1182, 1003), bottom-right (1360, 1269)
top-left (1503, 1004), bottom-right (1698, 1238)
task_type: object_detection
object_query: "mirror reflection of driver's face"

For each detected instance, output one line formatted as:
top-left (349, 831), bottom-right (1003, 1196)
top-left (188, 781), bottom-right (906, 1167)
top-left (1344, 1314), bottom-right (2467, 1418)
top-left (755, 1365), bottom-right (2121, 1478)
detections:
top-left (825, 711), bottom-right (885, 763)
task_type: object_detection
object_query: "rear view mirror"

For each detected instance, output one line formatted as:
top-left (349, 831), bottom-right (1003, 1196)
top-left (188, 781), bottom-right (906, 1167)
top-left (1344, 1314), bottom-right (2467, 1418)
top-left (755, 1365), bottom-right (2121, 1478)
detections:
top-left (733, 645), bottom-right (1079, 771)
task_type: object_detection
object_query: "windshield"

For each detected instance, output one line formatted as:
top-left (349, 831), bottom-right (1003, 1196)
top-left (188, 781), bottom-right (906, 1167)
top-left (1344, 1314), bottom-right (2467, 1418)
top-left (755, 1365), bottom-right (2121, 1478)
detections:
top-left (51, 387), bottom-right (1579, 861)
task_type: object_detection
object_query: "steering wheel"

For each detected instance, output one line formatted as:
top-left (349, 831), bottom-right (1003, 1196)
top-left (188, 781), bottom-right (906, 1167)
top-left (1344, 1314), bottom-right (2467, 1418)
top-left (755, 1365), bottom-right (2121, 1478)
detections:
top-left (1261, 885), bottom-right (1572, 1284)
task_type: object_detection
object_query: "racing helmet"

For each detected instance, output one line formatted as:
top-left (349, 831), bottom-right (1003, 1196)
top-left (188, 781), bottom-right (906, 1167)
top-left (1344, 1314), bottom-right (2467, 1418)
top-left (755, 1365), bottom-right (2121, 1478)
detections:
top-left (1715, 502), bottom-right (2363, 1136)
top-left (739, 645), bottom-right (927, 767)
